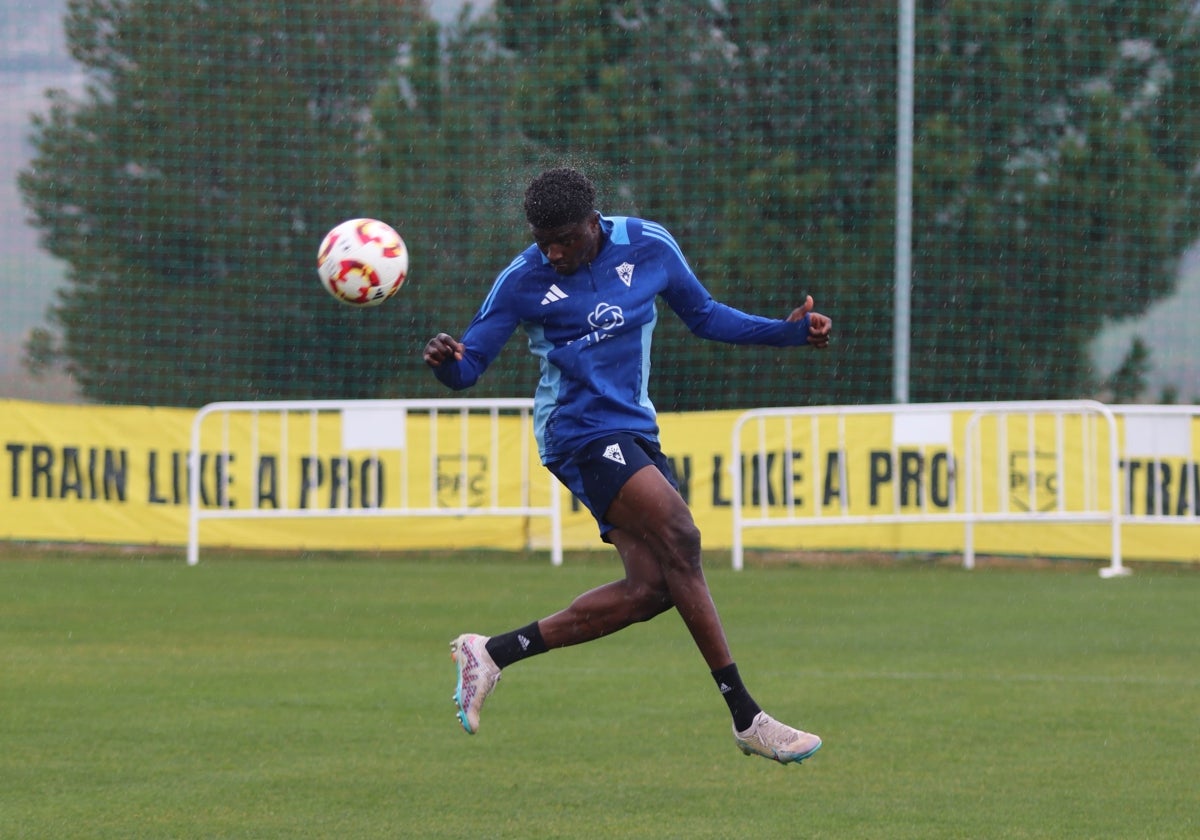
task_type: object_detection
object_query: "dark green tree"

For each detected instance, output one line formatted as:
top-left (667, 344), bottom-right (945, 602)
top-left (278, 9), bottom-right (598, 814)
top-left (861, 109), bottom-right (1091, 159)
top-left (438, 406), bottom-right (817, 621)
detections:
top-left (361, 12), bottom-right (542, 400)
top-left (20, 0), bottom-right (424, 405)
top-left (526, 2), bottom-right (893, 409)
top-left (1107, 336), bottom-right (1153, 402)
top-left (910, 0), bottom-right (1200, 401)
top-left (24, 0), bottom-right (1200, 410)
top-left (382, 0), bottom-right (1200, 410)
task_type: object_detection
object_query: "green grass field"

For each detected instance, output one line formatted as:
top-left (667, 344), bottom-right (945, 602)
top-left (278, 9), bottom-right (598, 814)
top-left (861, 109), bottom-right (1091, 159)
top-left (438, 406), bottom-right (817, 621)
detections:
top-left (2, 548), bottom-right (1197, 839)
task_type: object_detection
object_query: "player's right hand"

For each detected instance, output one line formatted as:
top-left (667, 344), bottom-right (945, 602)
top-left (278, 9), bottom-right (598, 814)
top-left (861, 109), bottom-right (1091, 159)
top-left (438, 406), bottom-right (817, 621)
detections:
top-left (423, 333), bottom-right (465, 367)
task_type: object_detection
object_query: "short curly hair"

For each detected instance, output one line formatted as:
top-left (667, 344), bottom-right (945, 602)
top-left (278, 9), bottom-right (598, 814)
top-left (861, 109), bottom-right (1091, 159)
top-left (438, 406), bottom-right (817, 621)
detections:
top-left (523, 167), bottom-right (596, 229)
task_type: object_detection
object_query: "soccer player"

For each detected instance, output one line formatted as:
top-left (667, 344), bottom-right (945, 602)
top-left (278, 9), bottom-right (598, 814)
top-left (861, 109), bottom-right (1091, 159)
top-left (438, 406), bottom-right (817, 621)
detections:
top-left (423, 166), bottom-right (832, 764)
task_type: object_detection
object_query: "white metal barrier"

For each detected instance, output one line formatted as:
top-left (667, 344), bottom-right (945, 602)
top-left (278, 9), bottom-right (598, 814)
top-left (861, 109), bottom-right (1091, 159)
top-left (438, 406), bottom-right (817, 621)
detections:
top-left (730, 401), bottom-right (1130, 576)
top-left (187, 399), bottom-right (562, 565)
top-left (962, 402), bottom-right (1122, 575)
top-left (1112, 404), bottom-right (1199, 527)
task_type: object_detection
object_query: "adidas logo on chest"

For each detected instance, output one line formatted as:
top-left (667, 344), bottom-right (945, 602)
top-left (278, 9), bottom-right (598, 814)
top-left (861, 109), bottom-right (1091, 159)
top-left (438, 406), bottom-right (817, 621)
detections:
top-left (541, 284), bottom-right (568, 305)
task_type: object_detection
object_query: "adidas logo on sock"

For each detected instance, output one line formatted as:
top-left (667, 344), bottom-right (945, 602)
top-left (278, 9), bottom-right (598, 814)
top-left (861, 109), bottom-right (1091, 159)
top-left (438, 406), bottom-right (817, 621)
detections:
top-left (517, 634), bottom-right (530, 651)
top-left (718, 682), bottom-right (733, 694)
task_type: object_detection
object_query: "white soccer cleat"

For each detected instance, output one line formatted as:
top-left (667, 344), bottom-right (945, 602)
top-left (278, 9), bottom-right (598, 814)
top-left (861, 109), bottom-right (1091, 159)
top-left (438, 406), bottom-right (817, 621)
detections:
top-left (450, 633), bottom-right (501, 735)
top-left (733, 711), bottom-right (822, 764)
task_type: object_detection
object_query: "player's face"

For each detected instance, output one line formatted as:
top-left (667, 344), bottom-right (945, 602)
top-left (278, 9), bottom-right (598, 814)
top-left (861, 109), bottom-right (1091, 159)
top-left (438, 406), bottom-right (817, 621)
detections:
top-left (531, 215), bottom-right (601, 276)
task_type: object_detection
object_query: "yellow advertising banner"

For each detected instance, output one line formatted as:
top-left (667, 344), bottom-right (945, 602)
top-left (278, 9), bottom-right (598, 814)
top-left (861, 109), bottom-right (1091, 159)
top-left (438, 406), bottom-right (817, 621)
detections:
top-left (1, 401), bottom-right (191, 544)
top-left (1, 399), bottom-right (1196, 562)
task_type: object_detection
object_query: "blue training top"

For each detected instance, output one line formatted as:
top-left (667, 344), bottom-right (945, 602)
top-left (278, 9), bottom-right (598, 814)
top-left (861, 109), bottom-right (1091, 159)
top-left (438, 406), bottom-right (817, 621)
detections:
top-left (432, 213), bottom-right (815, 464)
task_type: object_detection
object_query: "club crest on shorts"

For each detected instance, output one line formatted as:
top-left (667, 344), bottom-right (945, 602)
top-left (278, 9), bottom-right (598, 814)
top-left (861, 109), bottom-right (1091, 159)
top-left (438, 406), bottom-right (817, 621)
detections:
top-left (603, 443), bottom-right (626, 465)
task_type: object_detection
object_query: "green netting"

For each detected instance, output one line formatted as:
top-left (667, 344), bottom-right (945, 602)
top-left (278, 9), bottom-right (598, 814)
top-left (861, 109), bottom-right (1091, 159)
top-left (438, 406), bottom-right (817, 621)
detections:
top-left (11, 0), bottom-right (1200, 409)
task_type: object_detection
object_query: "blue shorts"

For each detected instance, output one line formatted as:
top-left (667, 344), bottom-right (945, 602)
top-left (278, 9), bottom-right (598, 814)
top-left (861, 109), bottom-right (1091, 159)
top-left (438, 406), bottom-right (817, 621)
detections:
top-left (547, 432), bottom-right (680, 541)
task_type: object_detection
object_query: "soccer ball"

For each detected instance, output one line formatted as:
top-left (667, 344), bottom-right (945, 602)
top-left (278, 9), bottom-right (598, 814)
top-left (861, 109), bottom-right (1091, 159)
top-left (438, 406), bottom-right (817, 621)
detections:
top-left (316, 218), bottom-right (408, 306)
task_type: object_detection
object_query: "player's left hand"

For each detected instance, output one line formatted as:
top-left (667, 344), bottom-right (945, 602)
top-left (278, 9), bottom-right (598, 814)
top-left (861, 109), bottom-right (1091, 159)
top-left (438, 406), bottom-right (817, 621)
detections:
top-left (787, 295), bottom-right (831, 349)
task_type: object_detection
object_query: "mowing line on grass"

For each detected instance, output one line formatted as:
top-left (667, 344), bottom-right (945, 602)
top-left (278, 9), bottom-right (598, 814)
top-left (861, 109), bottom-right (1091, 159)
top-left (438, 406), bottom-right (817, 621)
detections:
top-left (796, 669), bottom-right (1200, 687)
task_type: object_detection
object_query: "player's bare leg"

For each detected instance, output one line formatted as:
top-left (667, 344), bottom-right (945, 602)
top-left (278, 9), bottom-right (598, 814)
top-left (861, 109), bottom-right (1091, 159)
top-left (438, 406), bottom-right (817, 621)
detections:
top-left (603, 466), bottom-right (733, 669)
top-left (537, 534), bottom-right (673, 647)
top-left (451, 465), bottom-right (820, 761)
top-left (450, 475), bottom-right (677, 734)
top-left (514, 466), bottom-right (731, 663)
top-left (603, 465), bottom-right (822, 764)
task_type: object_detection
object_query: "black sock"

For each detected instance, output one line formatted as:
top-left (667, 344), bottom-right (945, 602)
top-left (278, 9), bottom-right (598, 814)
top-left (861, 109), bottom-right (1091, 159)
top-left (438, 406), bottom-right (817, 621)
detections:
top-left (484, 622), bottom-right (548, 669)
top-left (712, 663), bottom-right (762, 733)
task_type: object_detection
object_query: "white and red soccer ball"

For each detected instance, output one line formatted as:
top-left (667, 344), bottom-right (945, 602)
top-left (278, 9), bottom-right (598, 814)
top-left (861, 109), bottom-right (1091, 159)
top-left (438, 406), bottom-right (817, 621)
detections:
top-left (316, 218), bottom-right (408, 306)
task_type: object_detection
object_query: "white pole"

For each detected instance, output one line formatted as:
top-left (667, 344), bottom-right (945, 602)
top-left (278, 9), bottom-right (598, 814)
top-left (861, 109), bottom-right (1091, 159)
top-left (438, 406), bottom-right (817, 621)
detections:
top-left (894, 0), bottom-right (915, 405)
top-left (186, 407), bottom-right (205, 566)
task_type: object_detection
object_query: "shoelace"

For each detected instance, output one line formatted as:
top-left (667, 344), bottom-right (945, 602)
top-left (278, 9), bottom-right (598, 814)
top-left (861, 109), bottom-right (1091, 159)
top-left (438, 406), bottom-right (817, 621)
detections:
top-left (752, 716), bottom-right (801, 747)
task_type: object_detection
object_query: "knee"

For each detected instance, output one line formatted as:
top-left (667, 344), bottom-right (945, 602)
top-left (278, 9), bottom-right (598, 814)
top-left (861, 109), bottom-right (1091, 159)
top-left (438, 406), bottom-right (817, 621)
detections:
top-left (656, 512), bottom-right (703, 574)
top-left (627, 579), bottom-right (673, 622)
